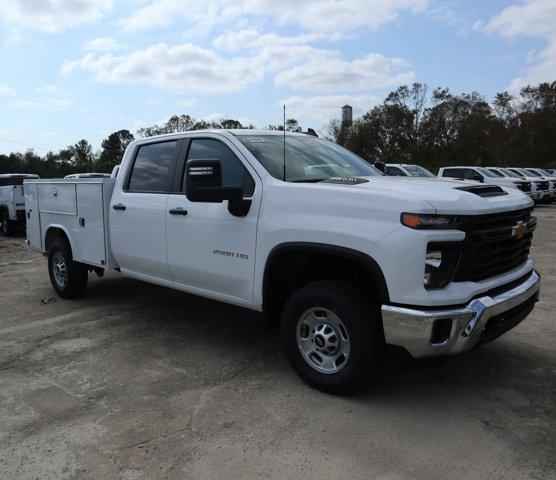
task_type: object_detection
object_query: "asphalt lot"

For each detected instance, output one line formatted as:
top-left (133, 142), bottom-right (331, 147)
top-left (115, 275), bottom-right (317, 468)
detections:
top-left (1, 207), bottom-right (555, 480)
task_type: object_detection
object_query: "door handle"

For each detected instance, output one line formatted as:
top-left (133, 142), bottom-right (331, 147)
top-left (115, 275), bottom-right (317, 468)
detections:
top-left (169, 207), bottom-right (188, 216)
top-left (112, 203), bottom-right (126, 211)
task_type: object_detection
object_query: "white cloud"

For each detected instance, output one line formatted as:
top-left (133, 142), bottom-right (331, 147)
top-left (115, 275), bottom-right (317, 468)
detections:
top-left (34, 84), bottom-right (58, 94)
top-left (2, 0), bottom-right (114, 33)
top-left (119, 0), bottom-right (241, 32)
top-left (280, 93), bottom-right (380, 123)
top-left (0, 86), bottom-right (16, 96)
top-left (83, 36), bottom-right (123, 52)
top-left (62, 43), bottom-right (262, 94)
top-left (119, 0), bottom-right (427, 33)
top-left (480, 0), bottom-right (556, 91)
top-left (276, 53), bottom-right (415, 93)
top-left (176, 98), bottom-right (197, 109)
top-left (12, 98), bottom-right (73, 110)
top-left (244, 0), bottom-right (428, 33)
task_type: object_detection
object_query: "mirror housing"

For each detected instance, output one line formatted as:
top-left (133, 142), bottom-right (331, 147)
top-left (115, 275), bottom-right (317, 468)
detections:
top-left (185, 158), bottom-right (252, 217)
top-left (185, 159), bottom-right (242, 203)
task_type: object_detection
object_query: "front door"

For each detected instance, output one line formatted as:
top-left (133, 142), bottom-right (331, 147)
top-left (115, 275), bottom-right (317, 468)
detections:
top-left (166, 135), bottom-right (261, 303)
top-left (110, 139), bottom-right (181, 280)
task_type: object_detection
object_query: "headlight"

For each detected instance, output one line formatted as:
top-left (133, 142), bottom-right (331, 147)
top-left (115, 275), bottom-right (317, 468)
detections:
top-left (424, 245), bottom-right (461, 289)
top-left (401, 213), bottom-right (462, 229)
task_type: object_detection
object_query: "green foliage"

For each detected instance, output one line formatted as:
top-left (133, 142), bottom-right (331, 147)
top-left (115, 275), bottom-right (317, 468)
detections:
top-left (95, 130), bottom-right (134, 173)
top-left (1, 83), bottom-right (554, 179)
top-left (328, 81), bottom-right (556, 172)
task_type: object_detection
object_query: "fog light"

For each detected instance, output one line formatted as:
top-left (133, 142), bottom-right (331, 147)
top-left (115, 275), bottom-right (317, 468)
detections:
top-left (424, 246), bottom-right (461, 289)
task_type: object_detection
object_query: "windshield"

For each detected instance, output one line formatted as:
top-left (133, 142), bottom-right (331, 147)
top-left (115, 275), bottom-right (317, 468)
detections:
top-left (525, 169), bottom-right (542, 177)
top-left (487, 168), bottom-right (504, 177)
top-left (237, 134), bottom-right (383, 182)
top-left (477, 167), bottom-right (497, 178)
top-left (403, 165), bottom-right (435, 178)
top-left (501, 168), bottom-right (521, 179)
top-left (525, 168), bottom-right (542, 177)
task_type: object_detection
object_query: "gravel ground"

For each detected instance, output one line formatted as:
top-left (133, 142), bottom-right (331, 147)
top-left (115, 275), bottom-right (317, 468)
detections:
top-left (0, 206), bottom-right (554, 480)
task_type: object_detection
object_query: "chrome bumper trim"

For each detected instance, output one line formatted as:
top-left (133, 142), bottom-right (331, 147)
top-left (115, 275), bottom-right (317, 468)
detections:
top-left (381, 271), bottom-right (541, 358)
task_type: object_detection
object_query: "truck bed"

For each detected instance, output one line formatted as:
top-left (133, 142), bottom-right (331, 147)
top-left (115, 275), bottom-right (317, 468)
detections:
top-left (24, 178), bottom-right (118, 268)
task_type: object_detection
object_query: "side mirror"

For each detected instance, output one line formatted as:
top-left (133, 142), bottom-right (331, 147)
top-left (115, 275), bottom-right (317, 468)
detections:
top-left (476, 174), bottom-right (484, 183)
top-left (185, 158), bottom-right (252, 217)
top-left (185, 159), bottom-right (242, 203)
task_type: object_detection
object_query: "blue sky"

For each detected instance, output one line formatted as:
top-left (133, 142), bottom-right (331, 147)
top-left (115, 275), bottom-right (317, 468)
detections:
top-left (0, 0), bottom-right (554, 155)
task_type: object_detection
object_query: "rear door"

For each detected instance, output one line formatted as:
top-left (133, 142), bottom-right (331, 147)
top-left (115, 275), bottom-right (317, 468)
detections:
top-left (166, 135), bottom-right (261, 303)
top-left (109, 139), bottom-right (181, 280)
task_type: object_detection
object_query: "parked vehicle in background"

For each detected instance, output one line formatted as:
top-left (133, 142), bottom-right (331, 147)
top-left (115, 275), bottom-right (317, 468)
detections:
top-left (64, 173), bottom-right (111, 179)
top-left (486, 167), bottom-right (542, 203)
top-left (385, 164), bottom-right (436, 177)
top-left (438, 166), bottom-right (532, 195)
top-left (24, 130), bottom-right (541, 394)
top-left (0, 173), bottom-right (40, 235)
top-left (508, 168), bottom-right (553, 203)
top-left (525, 168), bottom-right (556, 201)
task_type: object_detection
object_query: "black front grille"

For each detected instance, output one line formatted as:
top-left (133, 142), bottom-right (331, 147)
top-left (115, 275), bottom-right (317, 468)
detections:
top-left (536, 181), bottom-right (549, 190)
top-left (517, 182), bottom-right (531, 192)
top-left (453, 207), bottom-right (536, 282)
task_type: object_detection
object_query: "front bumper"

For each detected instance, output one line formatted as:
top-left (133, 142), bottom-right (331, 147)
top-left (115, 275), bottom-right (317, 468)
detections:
top-left (381, 271), bottom-right (540, 358)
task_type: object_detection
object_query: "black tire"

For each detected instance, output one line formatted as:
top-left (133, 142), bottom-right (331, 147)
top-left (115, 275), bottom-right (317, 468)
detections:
top-left (47, 238), bottom-right (88, 298)
top-left (281, 280), bottom-right (384, 395)
top-left (0, 210), bottom-right (15, 236)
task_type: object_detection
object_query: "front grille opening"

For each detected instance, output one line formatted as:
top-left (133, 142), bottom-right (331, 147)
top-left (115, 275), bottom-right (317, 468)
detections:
top-left (453, 207), bottom-right (536, 282)
top-left (431, 318), bottom-right (453, 345)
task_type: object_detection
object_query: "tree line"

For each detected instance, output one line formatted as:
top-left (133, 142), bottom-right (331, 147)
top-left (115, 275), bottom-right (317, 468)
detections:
top-left (0, 115), bottom-right (303, 178)
top-left (1, 82), bottom-right (554, 178)
top-left (329, 81), bottom-right (556, 172)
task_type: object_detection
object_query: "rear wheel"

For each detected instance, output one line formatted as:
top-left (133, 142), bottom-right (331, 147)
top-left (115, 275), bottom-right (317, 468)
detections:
top-left (48, 239), bottom-right (88, 298)
top-left (0, 210), bottom-right (15, 236)
top-left (281, 280), bottom-right (384, 395)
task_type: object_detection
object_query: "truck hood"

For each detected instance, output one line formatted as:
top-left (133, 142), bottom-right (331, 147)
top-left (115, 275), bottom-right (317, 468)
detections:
top-left (320, 176), bottom-right (533, 215)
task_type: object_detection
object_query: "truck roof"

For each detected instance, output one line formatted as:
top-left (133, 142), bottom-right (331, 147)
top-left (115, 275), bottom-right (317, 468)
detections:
top-left (133, 129), bottom-right (314, 142)
top-left (0, 173), bottom-right (40, 178)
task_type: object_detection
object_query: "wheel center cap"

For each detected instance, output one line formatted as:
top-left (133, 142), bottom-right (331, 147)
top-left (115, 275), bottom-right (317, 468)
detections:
top-left (314, 335), bottom-right (325, 348)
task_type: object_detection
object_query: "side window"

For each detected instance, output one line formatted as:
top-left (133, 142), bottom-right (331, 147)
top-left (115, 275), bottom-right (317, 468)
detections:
top-left (128, 141), bottom-right (178, 193)
top-left (386, 167), bottom-right (405, 176)
top-left (183, 139), bottom-right (255, 196)
top-left (442, 168), bottom-right (462, 179)
top-left (463, 169), bottom-right (482, 181)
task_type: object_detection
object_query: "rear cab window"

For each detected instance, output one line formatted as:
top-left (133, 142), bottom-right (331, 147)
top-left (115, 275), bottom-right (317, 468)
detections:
top-left (126, 140), bottom-right (180, 193)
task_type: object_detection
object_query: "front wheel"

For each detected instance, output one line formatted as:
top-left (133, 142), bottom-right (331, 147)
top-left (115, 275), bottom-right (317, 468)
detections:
top-left (48, 239), bottom-right (88, 298)
top-left (281, 280), bottom-right (384, 395)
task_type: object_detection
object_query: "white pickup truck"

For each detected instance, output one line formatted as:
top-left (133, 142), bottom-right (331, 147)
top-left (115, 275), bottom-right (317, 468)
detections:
top-left (0, 173), bottom-right (40, 235)
top-left (24, 130), bottom-right (541, 394)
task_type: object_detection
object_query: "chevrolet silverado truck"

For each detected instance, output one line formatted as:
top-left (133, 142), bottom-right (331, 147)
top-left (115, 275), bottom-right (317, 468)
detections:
top-left (0, 173), bottom-right (40, 235)
top-left (24, 131), bottom-right (541, 394)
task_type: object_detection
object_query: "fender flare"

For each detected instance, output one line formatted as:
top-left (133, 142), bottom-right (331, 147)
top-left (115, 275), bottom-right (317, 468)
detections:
top-left (44, 224), bottom-right (76, 255)
top-left (262, 242), bottom-right (390, 309)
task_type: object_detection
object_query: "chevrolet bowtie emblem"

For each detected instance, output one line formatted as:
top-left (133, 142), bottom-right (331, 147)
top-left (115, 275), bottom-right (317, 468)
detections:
top-left (511, 220), bottom-right (527, 238)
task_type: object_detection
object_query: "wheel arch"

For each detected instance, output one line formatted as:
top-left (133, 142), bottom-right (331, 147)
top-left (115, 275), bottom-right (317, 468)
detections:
top-left (44, 225), bottom-right (75, 255)
top-left (262, 242), bottom-right (390, 328)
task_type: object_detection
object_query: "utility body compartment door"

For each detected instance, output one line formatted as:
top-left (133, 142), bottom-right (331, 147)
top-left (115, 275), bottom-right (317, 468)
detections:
top-left (24, 182), bottom-right (41, 249)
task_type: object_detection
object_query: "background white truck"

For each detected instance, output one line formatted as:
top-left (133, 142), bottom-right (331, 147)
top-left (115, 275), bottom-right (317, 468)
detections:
top-left (0, 173), bottom-right (39, 235)
top-left (25, 131), bottom-right (541, 394)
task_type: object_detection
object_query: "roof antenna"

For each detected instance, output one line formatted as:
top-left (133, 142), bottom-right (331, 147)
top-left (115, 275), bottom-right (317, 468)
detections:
top-left (283, 104), bottom-right (286, 182)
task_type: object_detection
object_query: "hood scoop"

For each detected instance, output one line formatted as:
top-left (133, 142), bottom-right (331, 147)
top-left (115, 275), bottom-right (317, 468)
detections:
top-left (455, 185), bottom-right (508, 197)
